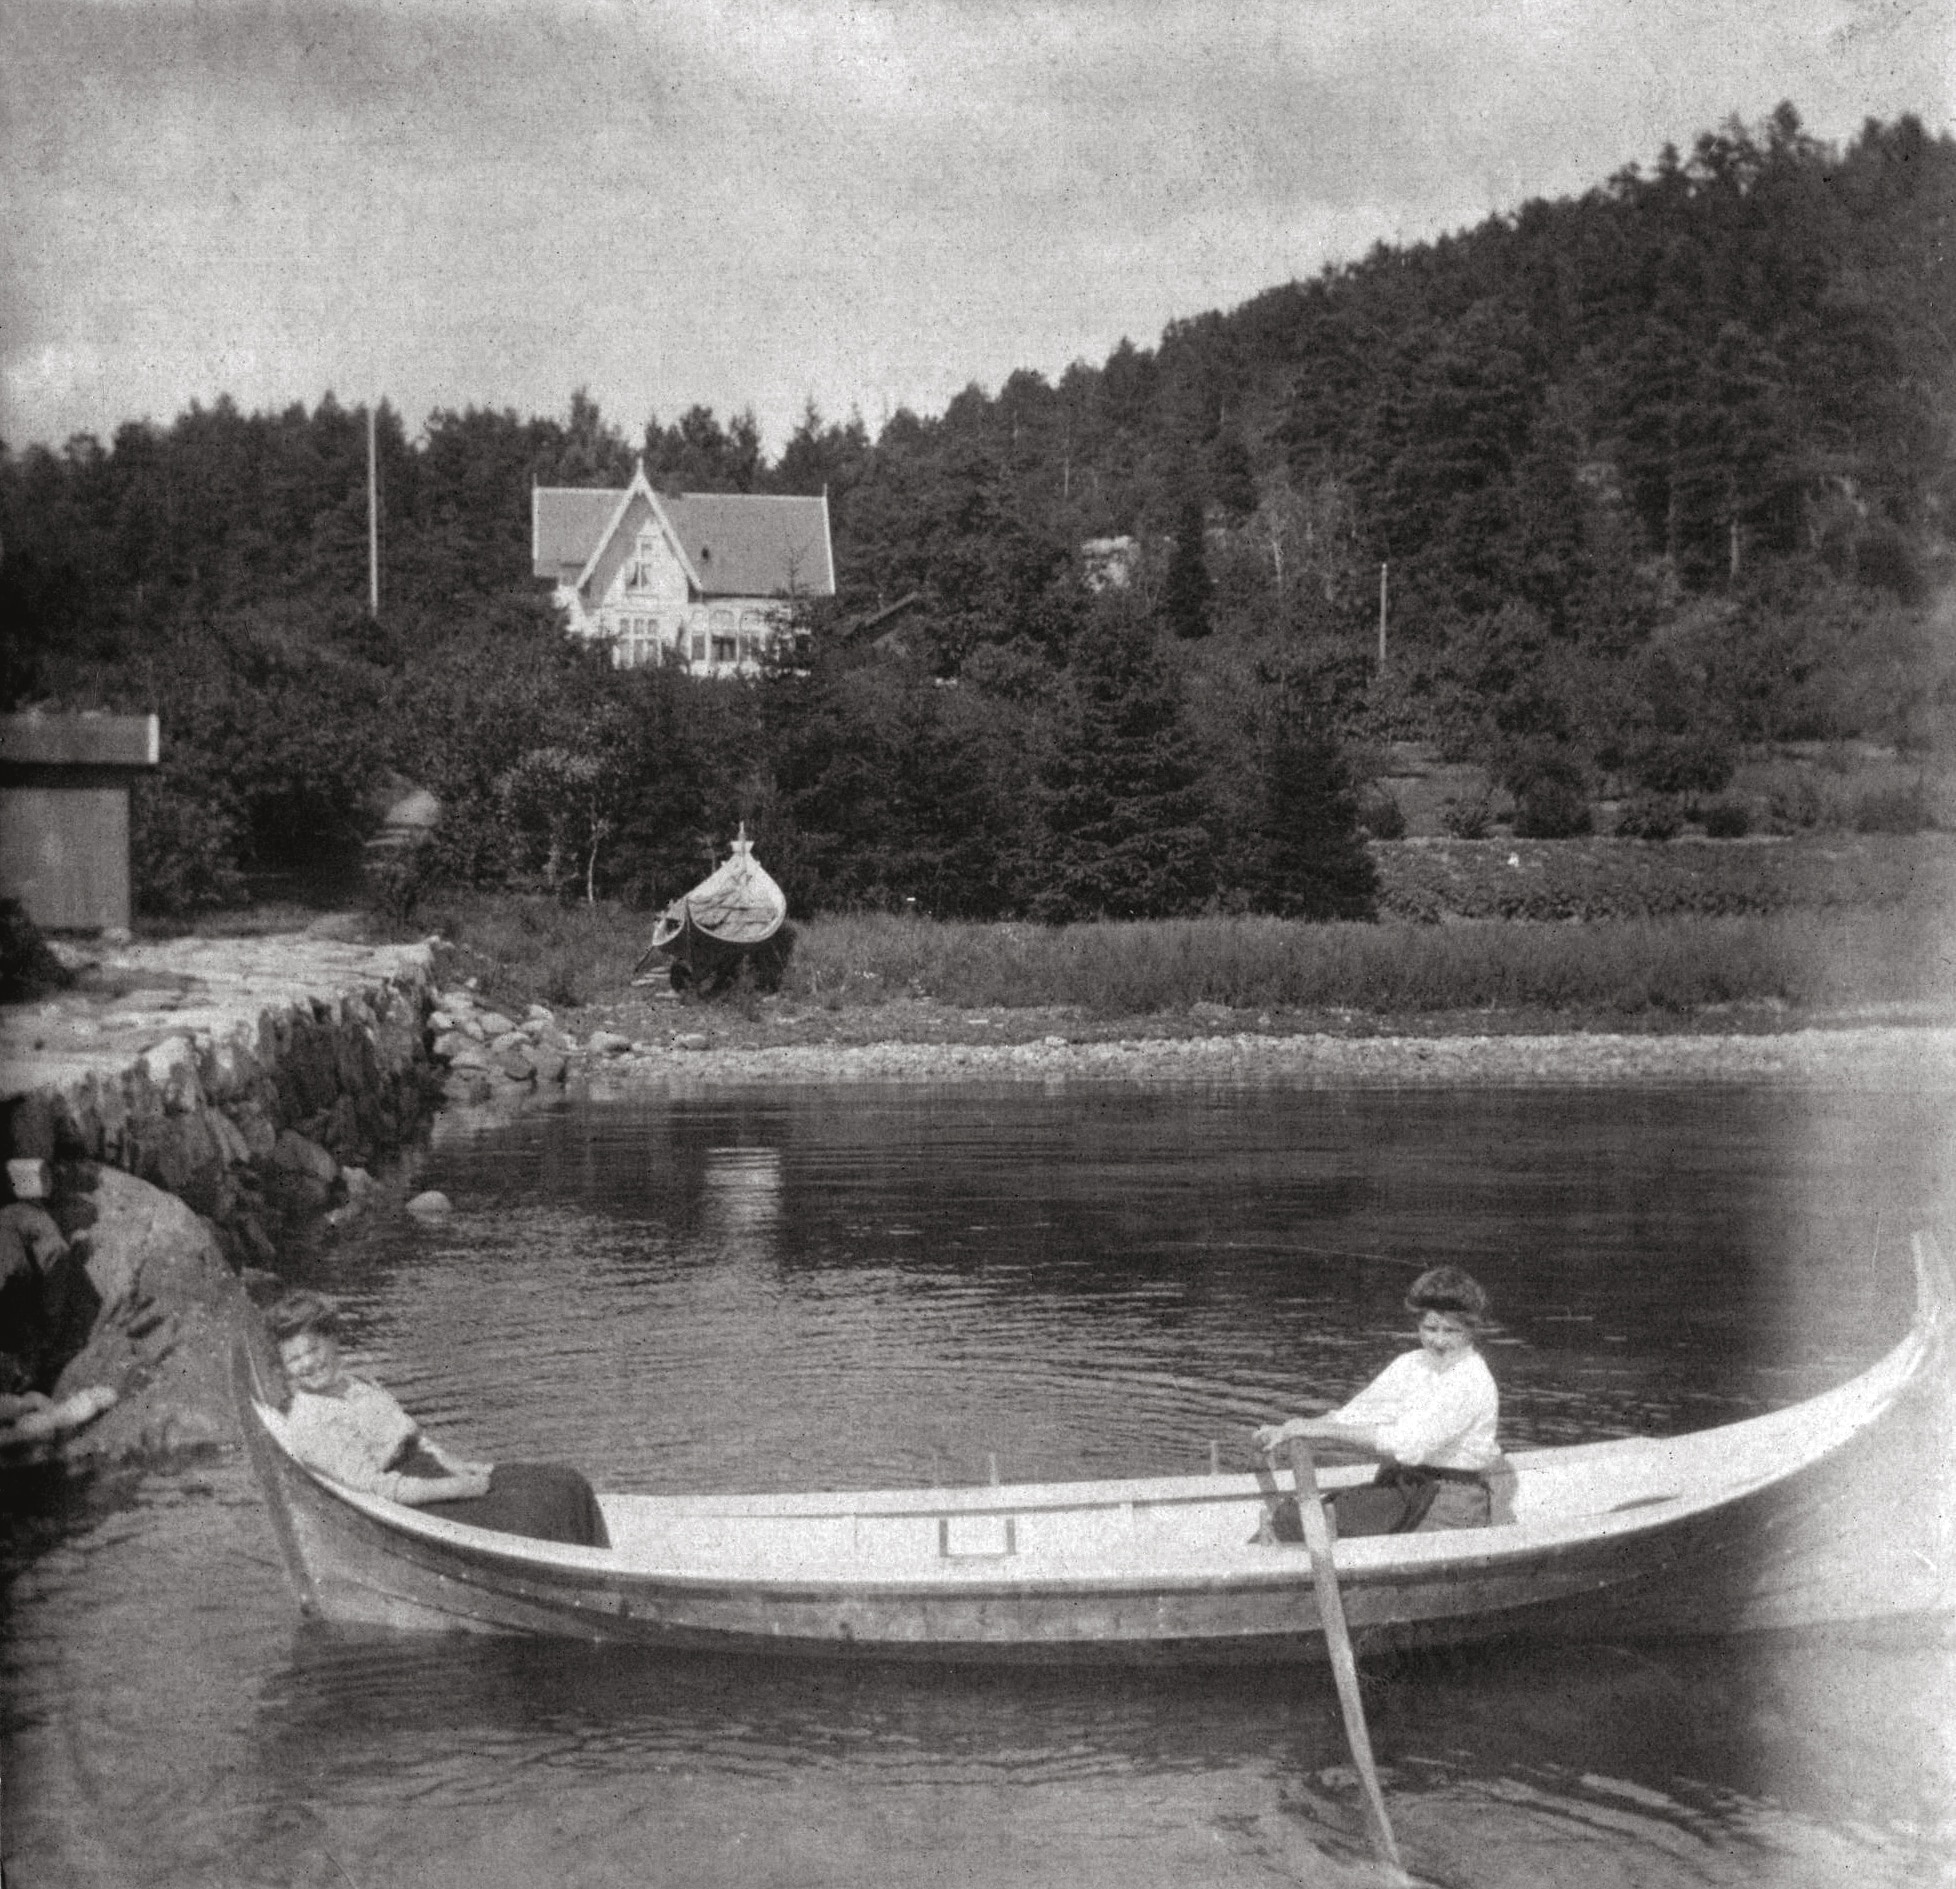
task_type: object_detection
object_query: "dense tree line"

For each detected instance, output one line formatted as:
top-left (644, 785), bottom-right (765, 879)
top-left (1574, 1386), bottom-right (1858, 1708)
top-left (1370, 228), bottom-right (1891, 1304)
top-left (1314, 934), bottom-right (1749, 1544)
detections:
top-left (1, 107), bottom-right (1948, 920)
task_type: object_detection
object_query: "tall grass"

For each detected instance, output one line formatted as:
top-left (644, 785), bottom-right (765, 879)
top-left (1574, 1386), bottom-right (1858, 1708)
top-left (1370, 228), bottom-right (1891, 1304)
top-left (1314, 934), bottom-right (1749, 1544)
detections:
top-left (417, 893), bottom-right (650, 1013)
top-left (407, 892), bottom-right (1952, 1022)
top-left (786, 910), bottom-right (1953, 1018)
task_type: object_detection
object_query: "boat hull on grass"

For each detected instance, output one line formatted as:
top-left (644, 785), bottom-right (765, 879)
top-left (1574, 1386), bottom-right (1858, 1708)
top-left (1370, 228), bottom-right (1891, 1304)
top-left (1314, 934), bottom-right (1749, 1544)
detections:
top-left (633, 826), bottom-right (789, 994)
top-left (237, 1236), bottom-right (1953, 1665)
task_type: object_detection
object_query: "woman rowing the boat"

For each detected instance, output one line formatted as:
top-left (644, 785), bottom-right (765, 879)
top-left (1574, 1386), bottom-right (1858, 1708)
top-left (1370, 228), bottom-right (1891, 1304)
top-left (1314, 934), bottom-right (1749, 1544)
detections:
top-left (1254, 1265), bottom-right (1500, 1537)
top-left (267, 1292), bottom-right (609, 1549)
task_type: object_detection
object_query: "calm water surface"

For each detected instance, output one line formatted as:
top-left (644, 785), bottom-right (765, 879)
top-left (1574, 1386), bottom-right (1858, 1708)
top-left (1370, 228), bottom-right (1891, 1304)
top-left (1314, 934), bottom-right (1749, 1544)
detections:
top-left (5, 1079), bottom-right (1953, 1889)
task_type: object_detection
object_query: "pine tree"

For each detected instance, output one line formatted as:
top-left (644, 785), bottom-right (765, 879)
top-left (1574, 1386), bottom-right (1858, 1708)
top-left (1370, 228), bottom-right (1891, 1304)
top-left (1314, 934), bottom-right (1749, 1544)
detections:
top-left (1245, 679), bottom-right (1378, 920)
top-left (1030, 606), bottom-right (1214, 921)
top-left (1210, 427), bottom-right (1258, 520)
top-left (1160, 499), bottom-right (1213, 640)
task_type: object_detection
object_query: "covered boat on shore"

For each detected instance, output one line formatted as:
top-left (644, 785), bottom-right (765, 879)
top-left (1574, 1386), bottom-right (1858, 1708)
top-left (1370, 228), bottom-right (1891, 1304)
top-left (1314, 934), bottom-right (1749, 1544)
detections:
top-left (632, 825), bottom-right (789, 993)
top-left (236, 1235), bottom-right (1951, 1665)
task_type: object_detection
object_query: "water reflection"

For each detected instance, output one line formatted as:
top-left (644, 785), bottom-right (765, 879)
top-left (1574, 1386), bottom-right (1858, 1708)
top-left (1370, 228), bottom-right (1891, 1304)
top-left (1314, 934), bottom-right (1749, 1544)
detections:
top-left (701, 1145), bottom-right (783, 1254)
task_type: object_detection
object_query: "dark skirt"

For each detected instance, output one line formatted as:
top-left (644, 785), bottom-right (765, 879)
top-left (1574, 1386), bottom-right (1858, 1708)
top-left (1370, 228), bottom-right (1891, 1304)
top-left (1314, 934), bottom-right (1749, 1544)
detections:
top-left (1259, 1462), bottom-right (1493, 1543)
top-left (395, 1443), bottom-right (610, 1548)
top-left (1328, 1462), bottom-right (1490, 1538)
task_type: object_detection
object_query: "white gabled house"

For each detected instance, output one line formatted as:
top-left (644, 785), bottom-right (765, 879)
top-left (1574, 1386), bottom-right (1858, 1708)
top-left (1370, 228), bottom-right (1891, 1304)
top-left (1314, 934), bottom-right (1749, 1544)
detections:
top-left (532, 463), bottom-right (835, 675)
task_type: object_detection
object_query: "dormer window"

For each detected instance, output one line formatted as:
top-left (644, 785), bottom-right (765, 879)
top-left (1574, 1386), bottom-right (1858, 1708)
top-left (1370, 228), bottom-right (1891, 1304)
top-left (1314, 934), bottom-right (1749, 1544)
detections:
top-left (627, 529), bottom-right (660, 591)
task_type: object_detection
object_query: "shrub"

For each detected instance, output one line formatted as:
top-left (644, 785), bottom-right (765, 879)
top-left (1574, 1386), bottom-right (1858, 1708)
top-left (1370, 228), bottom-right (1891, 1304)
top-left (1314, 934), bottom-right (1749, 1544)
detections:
top-left (0, 897), bottom-right (73, 1002)
top-left (1442, 794), bottom-right (1494, 840)
top-left (1631, 732), bottom-right (1737, 795)
top-left (1702, 799), bottom-right (1752, 839)
top-left (364, 841), bottom-right (435, 933)
top-left (1854, 525), bottom-right (1928, 604)
top-left (1853, 779), bottom-right (1930, 835)
top-left (1372, 830), bottom-right (1946, 921)
top-left (1614, 793), bottom-right (1684, 841)
top-left (1355, 786), bottom-right (1407, 840)
top-left (1765, 773), bottom-right (1822, 832)
top-left (132, 777), bottom-right (249, 917)
top-left (1513, 776), bottom-right (1593, 839)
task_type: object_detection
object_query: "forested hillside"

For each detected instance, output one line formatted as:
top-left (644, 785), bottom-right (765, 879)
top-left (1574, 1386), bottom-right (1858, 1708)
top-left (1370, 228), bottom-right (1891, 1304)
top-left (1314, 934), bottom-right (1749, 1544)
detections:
top-left (2, 107), bottom-right (1949, 922)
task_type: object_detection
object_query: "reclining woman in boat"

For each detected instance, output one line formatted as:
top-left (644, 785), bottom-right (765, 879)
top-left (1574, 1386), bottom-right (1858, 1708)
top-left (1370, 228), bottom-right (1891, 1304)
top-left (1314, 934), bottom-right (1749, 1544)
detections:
top-left (1253, 1265), bottom-right (1500, 1537)
top-left (266, 1291), bottom-right (609, 1549)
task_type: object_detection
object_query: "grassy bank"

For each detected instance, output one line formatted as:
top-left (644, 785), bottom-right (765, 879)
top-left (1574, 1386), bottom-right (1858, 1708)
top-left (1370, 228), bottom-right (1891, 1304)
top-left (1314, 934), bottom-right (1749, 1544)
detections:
top-left (778, 908), bottom-right (1948, 1018)
top-left (413, 832), bottom-right (1955, 1026)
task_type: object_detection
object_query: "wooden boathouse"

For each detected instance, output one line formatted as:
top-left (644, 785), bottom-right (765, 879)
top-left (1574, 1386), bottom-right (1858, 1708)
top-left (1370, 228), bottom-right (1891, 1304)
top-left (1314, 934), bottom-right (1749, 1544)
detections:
top-left (0, 713), bottom-right (161, 934)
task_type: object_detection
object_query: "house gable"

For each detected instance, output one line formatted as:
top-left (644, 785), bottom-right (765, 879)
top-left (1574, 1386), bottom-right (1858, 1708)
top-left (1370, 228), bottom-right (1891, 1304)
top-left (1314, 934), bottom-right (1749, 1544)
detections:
top-left (579, 484), bottom-right (699, 608)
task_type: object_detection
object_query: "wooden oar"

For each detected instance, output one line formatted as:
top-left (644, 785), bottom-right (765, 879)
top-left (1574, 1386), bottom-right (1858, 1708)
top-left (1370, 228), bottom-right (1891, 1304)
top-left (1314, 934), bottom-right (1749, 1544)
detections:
top-left (1283, 1435), bottom-right (1410, 1884)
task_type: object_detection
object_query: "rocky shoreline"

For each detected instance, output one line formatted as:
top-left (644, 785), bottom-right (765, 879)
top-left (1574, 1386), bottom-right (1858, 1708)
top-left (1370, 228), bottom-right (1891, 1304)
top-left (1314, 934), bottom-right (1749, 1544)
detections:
top-left (1, 933), bottom-right (447, 1468)
top-left (4, 930), bottom-right (1952, 1471)
top-left (559, 1015), bottom-right (1956, 1094)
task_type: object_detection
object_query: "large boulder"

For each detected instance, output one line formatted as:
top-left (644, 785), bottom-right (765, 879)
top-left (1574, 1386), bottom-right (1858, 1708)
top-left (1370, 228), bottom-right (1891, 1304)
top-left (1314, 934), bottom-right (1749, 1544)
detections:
top-left (39, 1166), bottom-right (251, 1461)
top-left (0, 1200), bottom-right (90, 1392)
top-left (268, 1128), bottom-right (339, 1217)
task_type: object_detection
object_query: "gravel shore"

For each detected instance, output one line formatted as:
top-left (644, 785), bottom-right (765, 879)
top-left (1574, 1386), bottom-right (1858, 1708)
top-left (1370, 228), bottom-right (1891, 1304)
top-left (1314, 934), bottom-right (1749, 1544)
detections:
top-left (572, 1015), bottom-right (1956, 1094)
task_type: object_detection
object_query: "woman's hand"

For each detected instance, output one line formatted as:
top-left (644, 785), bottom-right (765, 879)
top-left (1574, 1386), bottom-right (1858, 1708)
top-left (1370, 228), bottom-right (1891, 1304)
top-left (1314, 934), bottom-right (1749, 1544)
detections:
top-left (422, 1439), bottom-right (495, 1480)
top-left (393, 1467), bottom-right (493, 1505)
top-left (1252, 1419), bottom-right (1304, 1452)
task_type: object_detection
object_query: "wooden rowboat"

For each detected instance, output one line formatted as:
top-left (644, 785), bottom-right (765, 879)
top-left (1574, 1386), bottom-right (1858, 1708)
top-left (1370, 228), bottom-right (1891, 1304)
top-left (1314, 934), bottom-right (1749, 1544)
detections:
top-left (631, 824), bottom-right (789, 992)
top-left (236, 1235), bottom-right (1952, 1664)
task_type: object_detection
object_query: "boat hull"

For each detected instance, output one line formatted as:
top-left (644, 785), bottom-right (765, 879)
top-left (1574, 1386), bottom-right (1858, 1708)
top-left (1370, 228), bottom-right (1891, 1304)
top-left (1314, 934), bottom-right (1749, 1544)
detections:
top-left (647, 905), bottom-right (791, 993)
top-left (248, 1466), bottom-right (1939, 1667)
top-left (235, 1237), bottom-right (1952, 1664)
top-left (634, 827), bottom-right (790, 991)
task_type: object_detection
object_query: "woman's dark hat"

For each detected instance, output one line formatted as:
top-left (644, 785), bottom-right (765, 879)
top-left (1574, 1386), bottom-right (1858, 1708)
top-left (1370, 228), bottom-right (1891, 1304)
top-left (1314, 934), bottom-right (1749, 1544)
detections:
top-left (1405, 1266), bottom-right (1489, 1323)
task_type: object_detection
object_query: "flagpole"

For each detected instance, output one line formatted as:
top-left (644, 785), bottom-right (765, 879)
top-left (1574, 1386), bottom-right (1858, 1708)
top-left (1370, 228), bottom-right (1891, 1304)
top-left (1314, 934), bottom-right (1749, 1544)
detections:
top-left (368, 400), bottom-right (380, 617)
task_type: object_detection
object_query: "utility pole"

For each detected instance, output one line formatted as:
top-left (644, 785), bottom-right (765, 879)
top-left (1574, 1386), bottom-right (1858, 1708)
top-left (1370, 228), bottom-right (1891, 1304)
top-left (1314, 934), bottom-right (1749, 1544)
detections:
top-left (1377, 560), bottom-right (1388, 671)
top-left (367, 401), bottom-right (380, 617)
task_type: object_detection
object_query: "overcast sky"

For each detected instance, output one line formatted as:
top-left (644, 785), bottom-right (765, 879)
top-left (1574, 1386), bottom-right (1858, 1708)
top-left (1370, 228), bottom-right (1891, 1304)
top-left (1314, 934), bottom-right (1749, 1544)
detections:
top-left (3, 0), bottom-right (1948, 456)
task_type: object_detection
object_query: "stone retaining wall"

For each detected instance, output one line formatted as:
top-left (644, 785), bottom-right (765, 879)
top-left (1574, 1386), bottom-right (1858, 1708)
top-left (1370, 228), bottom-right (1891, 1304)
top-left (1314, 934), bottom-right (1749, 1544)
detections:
top-left (0, 935), bottom-right (443, 1461)
top-left (3, 936), bottom-right (438, 1257)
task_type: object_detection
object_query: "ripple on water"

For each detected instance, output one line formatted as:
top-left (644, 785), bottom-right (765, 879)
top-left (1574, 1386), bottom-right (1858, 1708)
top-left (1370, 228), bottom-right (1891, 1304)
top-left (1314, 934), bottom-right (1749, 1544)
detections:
top-left (6, 1079), bottom-right (1952, 1889)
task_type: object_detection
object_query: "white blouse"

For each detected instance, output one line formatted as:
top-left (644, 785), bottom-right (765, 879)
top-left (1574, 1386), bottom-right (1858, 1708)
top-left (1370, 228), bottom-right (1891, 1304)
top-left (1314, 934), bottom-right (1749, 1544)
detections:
top-left (1334, 1347), bottom-right (1500, 1471)
top-left (283, 1376), bottom-right (428, 1501)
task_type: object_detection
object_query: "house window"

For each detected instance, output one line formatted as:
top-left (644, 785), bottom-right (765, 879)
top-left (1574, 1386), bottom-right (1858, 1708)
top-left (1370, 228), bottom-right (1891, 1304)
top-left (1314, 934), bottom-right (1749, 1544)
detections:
top-left (712, 636), bottom-right (737, 664)
top-left (622, 616), bottom-right (658, 668)
top-left (738, 610), bottom-right (767, 664)
top-left (690, 632), bottom-right (707, 662)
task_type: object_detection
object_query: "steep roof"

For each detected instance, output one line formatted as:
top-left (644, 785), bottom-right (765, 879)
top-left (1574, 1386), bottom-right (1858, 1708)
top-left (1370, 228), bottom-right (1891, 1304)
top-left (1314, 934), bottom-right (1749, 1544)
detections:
top-left (663, 493), bottom-right (834, 599)
top-left (532, 487), bottom-right (623, 583)
top-left (531, 479), bottom-right (834, 599)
